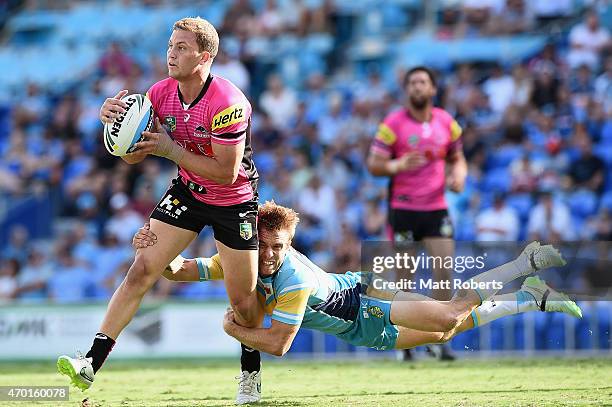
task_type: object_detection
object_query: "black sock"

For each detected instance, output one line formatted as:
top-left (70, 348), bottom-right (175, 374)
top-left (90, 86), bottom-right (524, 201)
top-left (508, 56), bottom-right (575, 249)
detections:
top-left (85, 333), bottom-right (116, 373)
top-left (240, 344), bottom-right (261, 373)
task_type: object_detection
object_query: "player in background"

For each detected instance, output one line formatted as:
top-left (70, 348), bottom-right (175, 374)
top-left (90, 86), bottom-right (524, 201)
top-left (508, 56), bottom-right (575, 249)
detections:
top-left (367, 66), bottom-right (467, 361)
top-left (132, 202), bottom-right (580, 363)
top-left (58, 17), bottom-right (263, 404)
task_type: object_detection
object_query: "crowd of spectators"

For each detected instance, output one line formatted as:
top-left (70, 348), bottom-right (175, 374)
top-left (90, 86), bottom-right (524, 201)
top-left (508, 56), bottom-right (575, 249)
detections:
top-left (0, 0), bottom-right (610, 303)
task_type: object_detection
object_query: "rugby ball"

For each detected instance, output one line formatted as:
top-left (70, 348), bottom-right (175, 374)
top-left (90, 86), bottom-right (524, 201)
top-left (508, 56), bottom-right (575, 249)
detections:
top-left (103, 94), bottom-right (154, 156)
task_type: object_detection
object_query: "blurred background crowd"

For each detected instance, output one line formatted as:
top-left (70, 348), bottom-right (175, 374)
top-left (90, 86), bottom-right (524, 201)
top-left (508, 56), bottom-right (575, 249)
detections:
top-left (0, 0), bottom-right (610, 304)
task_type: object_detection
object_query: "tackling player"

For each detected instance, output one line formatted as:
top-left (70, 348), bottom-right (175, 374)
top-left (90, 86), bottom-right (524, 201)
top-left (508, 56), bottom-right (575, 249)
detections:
top-left (367, 66), bottom-right (468, 360)
top-left (134, 202), bottom-right (580, 388)
top-left (58, 17), bottom-right (263, 403)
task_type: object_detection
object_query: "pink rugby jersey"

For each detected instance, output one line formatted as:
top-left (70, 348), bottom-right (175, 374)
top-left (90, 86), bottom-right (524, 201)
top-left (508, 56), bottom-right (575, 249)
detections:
top-left (370, 107), bottom-right (462, 211)
top-left (146, 74), bottom-right (257, 206)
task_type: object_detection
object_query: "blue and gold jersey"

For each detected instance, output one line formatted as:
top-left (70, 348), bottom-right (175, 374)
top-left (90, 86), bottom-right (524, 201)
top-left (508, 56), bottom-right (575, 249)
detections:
top-left (198, 248), bottom-right (363, 336)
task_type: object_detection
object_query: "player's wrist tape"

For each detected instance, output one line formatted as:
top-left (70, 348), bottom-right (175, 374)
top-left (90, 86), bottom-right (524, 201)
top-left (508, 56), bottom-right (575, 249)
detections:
top-left (154, 136), bottom-right (185, 164)
top-left (389, 160), bottom-right (400, 174)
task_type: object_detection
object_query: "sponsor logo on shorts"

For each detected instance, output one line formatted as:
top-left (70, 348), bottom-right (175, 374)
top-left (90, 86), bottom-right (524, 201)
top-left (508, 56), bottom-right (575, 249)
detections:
top-left (156, 194), bottom-right (188, 219)
top-left (239, 221), bottom-right (253, 240)
top-left (367, 306), bottom-right (384, 319)
top-left (211, 104), bottom-right (245, 131)
top-left (164, 116), bottom-right (176, 132)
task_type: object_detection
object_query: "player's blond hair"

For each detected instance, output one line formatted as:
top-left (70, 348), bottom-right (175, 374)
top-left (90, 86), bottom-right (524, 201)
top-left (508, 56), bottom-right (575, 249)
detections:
top-left (258, 201), bottom-right (300, 239)
top-left (173, 17), bottom-right (219, 58)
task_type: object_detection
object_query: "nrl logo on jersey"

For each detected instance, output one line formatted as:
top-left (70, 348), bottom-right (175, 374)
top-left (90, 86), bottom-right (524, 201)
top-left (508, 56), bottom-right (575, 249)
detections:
top-left (193, 125), bottom-right (210, 139)
top-left (164, 116), bottom-right (177, 132)
top-left (408, 134), bottom-right (420, 147)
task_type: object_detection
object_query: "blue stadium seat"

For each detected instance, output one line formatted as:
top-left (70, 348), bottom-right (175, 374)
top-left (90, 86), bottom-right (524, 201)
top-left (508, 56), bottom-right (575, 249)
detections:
top-left (288, 330), bottom-right (314, 353)
top-left (574, 302), bottom-right (593, 349)
top-left (600, 191), bottom-right (612, 211)
top-left (566, 190), bottom-right (599, 219)
top-left (480, 168), bottom-right (511, 193)
top-left (545, 313), bottom-right (567, 350)
top-left (512, 314), bottom-right (525, 350)
top-left (486, 145), bottom-right (524, 170)
top-left (505, 193), bottom-right (533, 221)
top-left (380, 4), bottom-right (409, 35)
top-left (450, 327), bottom-right (479, 352)
top-left (596, 302), bottom-right (611, 350)
top-left (594, 143), bottom-right (612, 168)
top-left (601, 120), bottom-right (612, 144)
top-left (489, 319), bottom-right (505, 350)
top-left (325, 334), bottom-right (340, 353)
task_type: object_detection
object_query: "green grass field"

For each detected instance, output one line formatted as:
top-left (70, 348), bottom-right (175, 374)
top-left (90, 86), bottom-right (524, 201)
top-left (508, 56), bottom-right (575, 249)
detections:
top-left (0, 358), bottom-right (610, 406)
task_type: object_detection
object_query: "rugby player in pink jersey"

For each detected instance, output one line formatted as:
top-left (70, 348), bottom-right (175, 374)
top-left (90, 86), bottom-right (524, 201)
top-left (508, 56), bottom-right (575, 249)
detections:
top-left (367, 66), bottom-right (467, 360)
top-left (58, 17), bottom-right (263, 403)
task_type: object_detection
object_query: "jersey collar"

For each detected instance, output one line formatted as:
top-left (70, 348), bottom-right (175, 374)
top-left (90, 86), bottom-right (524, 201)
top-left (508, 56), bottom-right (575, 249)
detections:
top-left (405, 107), bottom-right (432, 123)
top-left (177, 74), bottom-right (213, 110)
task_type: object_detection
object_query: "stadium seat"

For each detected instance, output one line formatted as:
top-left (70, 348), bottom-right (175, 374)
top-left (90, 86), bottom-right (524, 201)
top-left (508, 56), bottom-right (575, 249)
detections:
top-left (545, 313), bottom-right (567, 350)
top-left (480, 168), bottom-right (511, 193)
top-left (451, 327), bottom-right (479, 352)
top-left (596, 301), bottom-right (611, 350)
top-left (288, 330), bottom-right (314, 353)
top-left (601, 120), bottom-right (612, 144)
top-left (486, 145), bottom-right (524, 170)
top-left (505, 193), bottom-right (533, 221)
top-left (566, 190), bottom-right (599, 219)
top-left (489, 319), bottom-right (505, 350)
top-left (594, 143), bottom-right (612, 168)
top-left (574, 302), bottom-right (593, 350)
top-left (512, 314), bottom-right (525, 350)
top-left (600, 191), bottom-right (612, 211)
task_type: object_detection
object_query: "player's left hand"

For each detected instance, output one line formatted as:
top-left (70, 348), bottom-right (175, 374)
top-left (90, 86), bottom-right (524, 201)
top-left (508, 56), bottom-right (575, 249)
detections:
top-left (137, 117), bottom-right (169, 154)
top-left (132, 223), bottom-right (157, 249)
top-left (446, 173), bottom-right (465, 193)
top-left (223, 308), bottom-right (237, 334)
top-left (139, 117), bottom-right (185, 163)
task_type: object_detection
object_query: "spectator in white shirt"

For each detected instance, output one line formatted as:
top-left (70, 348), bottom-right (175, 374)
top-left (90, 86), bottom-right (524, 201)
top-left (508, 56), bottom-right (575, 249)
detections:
top-left (567, 10), bottom-right (611, 69)
top-left (104, 193), bottom-right (144, 245)
top-left (476, 193), bottom-right (520, 241)
top-left (260, 74), bottom-right (298, 130)
top-left (297, 174), bottom-right (336, 235)
top-left (527, 191), bottom-right (575, 242)
top-left (212, 49), bottom-right (250, 94)
top-left (483, 64), bottom-right (515, 113)
top-left (594, 55), bottom-right (612, 111)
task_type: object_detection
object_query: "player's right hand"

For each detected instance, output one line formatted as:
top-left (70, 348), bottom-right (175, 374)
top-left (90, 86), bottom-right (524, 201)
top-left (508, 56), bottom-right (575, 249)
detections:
top-left (132, 223), bottom-right (157, 249)
top-left (393, 151), bottom-right (427, 173)
top-left (99, 89), bottom-right (129, 124)
top-left (122, 148), bottom-right (149, 164)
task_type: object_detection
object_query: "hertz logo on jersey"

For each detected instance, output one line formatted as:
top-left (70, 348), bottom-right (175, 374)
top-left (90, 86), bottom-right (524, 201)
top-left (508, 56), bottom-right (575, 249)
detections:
top-left (211, 104), bottom-right (245, 131)
top-left (375, 124), bottom-right (397, 146)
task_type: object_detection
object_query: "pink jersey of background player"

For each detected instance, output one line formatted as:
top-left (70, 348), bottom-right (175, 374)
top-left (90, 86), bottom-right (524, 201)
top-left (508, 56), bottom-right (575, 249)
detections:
top-left (147, 74), bottom-right (256, 206)
top-left (370, 107), bottom-right (463, 211)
